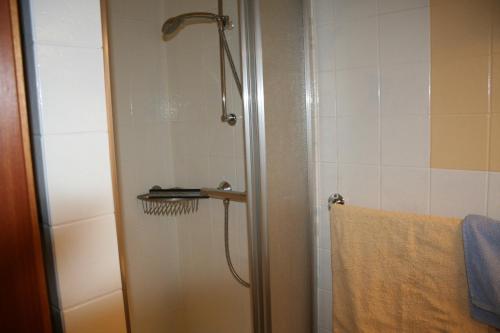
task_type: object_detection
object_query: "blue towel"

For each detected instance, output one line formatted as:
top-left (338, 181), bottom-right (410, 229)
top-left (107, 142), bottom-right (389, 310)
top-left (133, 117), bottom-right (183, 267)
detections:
top-left (463, 214), bottom-right (500, 329)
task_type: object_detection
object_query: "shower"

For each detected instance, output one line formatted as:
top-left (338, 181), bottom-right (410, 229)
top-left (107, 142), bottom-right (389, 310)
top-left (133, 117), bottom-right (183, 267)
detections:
top-left (162, 11), bottom-right (243, 126)
top-left (160, 3), bottom-right (249, 289)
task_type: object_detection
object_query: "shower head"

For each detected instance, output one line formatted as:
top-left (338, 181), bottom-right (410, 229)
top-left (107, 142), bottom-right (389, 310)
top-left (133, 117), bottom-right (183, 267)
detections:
top-left (162, 12), bottom-right (223, 38)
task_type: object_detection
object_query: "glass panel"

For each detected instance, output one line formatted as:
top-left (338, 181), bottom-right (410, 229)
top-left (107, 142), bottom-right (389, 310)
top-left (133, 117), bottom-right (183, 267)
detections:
top-left (107, 0), bottom-right (252, 331)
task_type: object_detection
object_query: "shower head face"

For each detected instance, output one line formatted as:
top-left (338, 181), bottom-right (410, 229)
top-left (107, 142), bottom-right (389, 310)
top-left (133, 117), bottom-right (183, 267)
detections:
top-left (162, 17), bottom-right (183, 36)
top-left (162, 12), bottom-right (221, 39)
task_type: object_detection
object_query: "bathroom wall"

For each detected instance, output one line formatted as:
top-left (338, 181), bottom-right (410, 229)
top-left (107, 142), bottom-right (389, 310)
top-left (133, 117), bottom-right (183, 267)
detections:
top-left (310, 1), bottom-right (500, 332)
top-left (21, 0), bottom-right (127, 332)
top-left (107, 0), bottom-right (186, 331)
top-left (108, 0), bottom-right (251, 332)
top-left (430, 0), bottom-right (500, 173)
top-left (163, 0), bottom-right (252, 331)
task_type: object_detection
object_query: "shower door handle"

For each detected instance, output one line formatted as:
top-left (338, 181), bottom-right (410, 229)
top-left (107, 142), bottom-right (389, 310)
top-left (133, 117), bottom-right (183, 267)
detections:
top-left (200, 188), bottom-right (247, 203)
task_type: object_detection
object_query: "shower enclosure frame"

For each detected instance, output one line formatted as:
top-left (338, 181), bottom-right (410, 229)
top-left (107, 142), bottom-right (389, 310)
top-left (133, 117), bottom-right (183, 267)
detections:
top-left (102, 0), bottom-right (313, 331)
top-left (239, 0), bottom-right (271, 331)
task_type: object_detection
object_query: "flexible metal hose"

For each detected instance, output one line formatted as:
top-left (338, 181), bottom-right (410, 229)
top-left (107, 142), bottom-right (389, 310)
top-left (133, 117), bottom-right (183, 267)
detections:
top-left (223, 199), bottom-right (250, 288)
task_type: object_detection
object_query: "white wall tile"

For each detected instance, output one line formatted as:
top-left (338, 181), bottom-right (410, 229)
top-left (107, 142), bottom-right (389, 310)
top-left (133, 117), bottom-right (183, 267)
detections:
top-left (318, 71), bottom-right (336, 118)
top-left (381, 115), bottom-right (429, 167)
top-left (380, 62), bottom-right (430, 115)
top-left (318, 117), bottom-right (337, 163)
top-left (379, 7), bottom-right (430, 66)
top-left (335, 16), bottom-right (378, 70)
top-left (208, 155), bottom-right (237, 187)
top-left (377, 0), bottom-right (429, 14)
top-left (171, 121), bottom-right (210, 158)
top-left (336, 67), bottom-right (379, 116)
top-left (30, 0), bottom-right (103, 47)
top-left (318, 206), bottom-right (332, 250)
top-left (430, 169), bottom-right (488, 218)
top-left (317, 289), bottom-right (332, 330)
top-left (333, 0), bottom-right (377, 25)
top-left (63, 291), bottom-right (127, 333)
top-left (338, 115), bottom-right (379, 165)
top-left (488, 172), bottom-right (500, 220)
top-left (316, 24), bottom-right (336, 72)
top-left (52, 215), bottom-right (122, 308)
top-left (318, 249), bottom-right (332, 291)
top-left (319, 162), bottom-right (338, 203)
top-left (43, 133), bottom-right (114, 225)
top-left (339, 164), bottom-right (380, 209)
top-left (35, 45), bottom-right (107, 134)
top-left (313, 0), bottom-right (335, 25)
top-left (381, 167), bottom-right (429, 214)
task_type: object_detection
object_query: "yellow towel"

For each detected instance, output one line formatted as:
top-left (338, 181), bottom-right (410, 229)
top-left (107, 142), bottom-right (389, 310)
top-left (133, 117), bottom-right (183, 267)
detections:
top-left (330, 205), bottom-right (493, 333)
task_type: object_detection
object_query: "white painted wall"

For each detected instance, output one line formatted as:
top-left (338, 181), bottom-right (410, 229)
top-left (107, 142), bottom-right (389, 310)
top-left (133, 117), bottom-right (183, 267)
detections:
top-left (21, 0), bottom-right (127, 331)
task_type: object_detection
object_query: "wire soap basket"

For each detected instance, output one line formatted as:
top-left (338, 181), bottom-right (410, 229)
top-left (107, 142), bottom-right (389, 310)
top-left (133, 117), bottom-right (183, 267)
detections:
top-left (137, 186), bottom-right (208, 216)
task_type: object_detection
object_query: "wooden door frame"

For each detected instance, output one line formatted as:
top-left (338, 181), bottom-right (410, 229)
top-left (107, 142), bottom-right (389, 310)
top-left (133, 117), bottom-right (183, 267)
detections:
top-left (0, 0), bottom-right (52, 331)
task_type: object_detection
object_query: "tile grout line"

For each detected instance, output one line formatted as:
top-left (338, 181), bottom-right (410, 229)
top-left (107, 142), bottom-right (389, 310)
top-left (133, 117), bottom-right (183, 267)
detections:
top-left (50, 212), bottom-right (116, 229)
top-left (59, 288), bottom-right (124, 313)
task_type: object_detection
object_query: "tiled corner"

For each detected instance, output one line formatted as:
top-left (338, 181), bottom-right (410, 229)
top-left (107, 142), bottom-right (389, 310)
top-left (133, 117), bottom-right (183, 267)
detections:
top-left (43, 133), bottom-right (114, 225)
top-left (35, 45), bottom-right (107, 134)
top-left (381, 167), bottom-right (430, 214)
top-left (29, 0), bottom-right (103, 47)
top-left (430, 169), bottom-right (488, 218)
top-left (51, 215), bottom-right (122, 308)
top-left (63, 291), bottom-right (127, 333)
top-left (488, 172), bottom-right (500, 220)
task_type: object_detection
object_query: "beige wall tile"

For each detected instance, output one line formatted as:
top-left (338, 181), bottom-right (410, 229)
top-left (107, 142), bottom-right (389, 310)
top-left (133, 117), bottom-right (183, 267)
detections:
top-left (490, 114), bottom-right (500, 172)
top-left (63, 291), bottom-right (127, 333)
top-left (493, 0), bottom-right (500, 54)
top-left (493, 55), bottom-right (500, 114)
top-left (431, 115), bottom-right (489, 171)
top-left (431, 55), bottom-right (489, 115)
top-left (430, 0), bottom-right (492, 60)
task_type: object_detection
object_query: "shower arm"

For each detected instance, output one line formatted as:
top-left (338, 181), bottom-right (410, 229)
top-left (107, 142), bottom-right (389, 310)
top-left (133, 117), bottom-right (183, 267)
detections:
top-left (220, 28), bottom-right (243, 96)
top-left (217, 20), bottom-right (243, 126)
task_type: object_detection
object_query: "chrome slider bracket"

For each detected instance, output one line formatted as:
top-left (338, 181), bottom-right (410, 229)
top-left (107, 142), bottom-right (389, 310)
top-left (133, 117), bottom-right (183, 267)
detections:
top-left (201, 181), bottom-right (247, 203)
top-left (328, 193), bottom-right (344, 210)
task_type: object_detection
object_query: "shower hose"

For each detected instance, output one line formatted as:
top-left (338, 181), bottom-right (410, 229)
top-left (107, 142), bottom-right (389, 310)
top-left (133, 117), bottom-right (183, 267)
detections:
top-left (223, 199), bottom-right (250, 288)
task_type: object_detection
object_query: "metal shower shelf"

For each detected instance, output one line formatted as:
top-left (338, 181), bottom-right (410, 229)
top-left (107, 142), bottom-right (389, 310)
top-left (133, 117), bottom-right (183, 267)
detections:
top-left (137, 186), bottom-right (208, 216)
